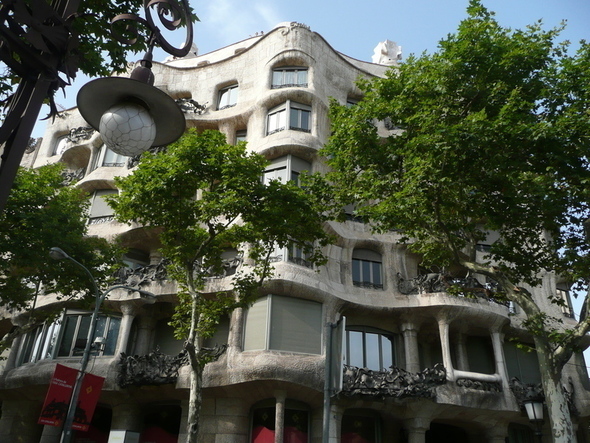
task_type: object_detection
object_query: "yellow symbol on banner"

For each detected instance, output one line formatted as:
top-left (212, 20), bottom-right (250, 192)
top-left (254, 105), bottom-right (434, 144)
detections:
top-left (86, 386), bottom-right (93, 394)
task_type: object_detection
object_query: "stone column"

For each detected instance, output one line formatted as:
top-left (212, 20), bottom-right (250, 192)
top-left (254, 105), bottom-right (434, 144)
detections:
top-left (115, 302), bottom-right (138, 356)
top-left (485, 423), bottom-right (508, 443)
top-left (110, 402), bottom-right (142, 433)
top-left (404, 417), bottom-right (430, 443)
top-left (401, 322), bottom-right (420, 373)
top-left (134, 315), bottom-right (157, 355)
top-left (4, 332), bottom-right (23, 371)
top-left (455, 333), bottom-right (469, 372)
top-left (490, 329), bottom-right (510, 389)
top-left (437, 318), bottom-right (454, 381)
top-left (275, 391), bottom-right (286, 443)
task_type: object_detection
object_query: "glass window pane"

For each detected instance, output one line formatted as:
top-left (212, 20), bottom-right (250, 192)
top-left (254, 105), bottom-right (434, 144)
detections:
top-left (42, 320), bottom-right (61, 359)
top-left (365, 333), bottom-right (380, 370)
top-left (290, 108), bottom-right (299, 128)
top-left (297, 70), bottom-right (307, 85)
top-left (58, 316), bottom-right (78, 357)
top-left (104, 317), bottom-right (121, 355)
top-left (272, 70), bottom-right (283, 86)
top-left (341, 415), bottom-right (377, 443)
top-left (361, 260), bottom-right (371, 284)
top-left (381, 335), bottom-right (393, 369)
top-left (372, 262), bottom-right (382, 286)
top-left (300, 110), bottom-right (310, 130)
top-left (73, 316), bottom-right (91, 356)
top-left (252, 406), bottom-right (276, 443)
top-left (347, 331), bottom-right (364, 368)
top-left (284, 409), bottom-right (308, 443)
top-left (284, 70), bottom-right (295, 85)
top-left (352, 259), bottom-right (361, 284)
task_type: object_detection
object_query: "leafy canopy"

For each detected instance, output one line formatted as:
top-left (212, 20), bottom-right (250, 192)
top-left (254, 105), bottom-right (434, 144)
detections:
top-left (322, 0), bottom-right (590, 288)
top-left (109, 129), bottom-right (329, 339)
top-left (0, 163), bottom-right (119, 310)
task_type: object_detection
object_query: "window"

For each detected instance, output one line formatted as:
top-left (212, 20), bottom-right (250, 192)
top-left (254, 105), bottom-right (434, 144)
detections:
top-left (52, 135), bottom-right (68, 156)
top-left (272, 67), bottom-right (308, 88)
top-left (465, 336), bottom-right (495, 374)
top-left (243, 295), bottom-right (322, 354)
top-left (252, 400), bottom-right (310, 443)
top-left (267, 101), bottom-right (311, 135)
top-left (345, 327), bottom-right (397, 371)
top-left (503, 342), bottom-right (541, 384)
top-left (507, 423), bottom-right (535, 443)
top-left (93, 144), bottom-right (126, 169)
top-left (218, 84), bottom-right (239, 110)
top-left (556, 284), bottom-right (574, 318)
top-left (341, 410), bottom-right (379, 443)
top-left (89, 189), bottom-right (117, 224)
top-left (263, 155), bottom-right (310, 186)
top-left (58, 312), bottom-right (121, 357)
top-left (16, 311), bottom-right (121, 365)
top-left (352, 249), bottom-right (383, 289)
top-left (236, 130), bottom-right (247, 143)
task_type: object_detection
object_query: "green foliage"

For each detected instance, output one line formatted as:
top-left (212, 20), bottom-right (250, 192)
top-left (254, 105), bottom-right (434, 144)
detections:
top-left (110, 129), bottom-right (329, 343)
top-left (0, 163), bottom-right (120, 309)
top-left (323, 0), bottom-right (590, 289)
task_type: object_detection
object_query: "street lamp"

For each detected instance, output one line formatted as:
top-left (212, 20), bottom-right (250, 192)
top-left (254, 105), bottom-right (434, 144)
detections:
top-left (50, 247), bottom-right (155, 443)
top-left (77, 0), bottom-right (194, 157)
top-left (523, 398), bottom-right (544, 442)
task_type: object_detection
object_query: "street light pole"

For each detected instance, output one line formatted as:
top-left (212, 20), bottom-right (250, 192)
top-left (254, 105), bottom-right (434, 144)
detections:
top-left (49, 247), bottom-right (154, 443)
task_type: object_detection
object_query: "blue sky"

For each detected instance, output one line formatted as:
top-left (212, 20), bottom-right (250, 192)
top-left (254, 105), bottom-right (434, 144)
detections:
top-left (40, 0), bottom-right (590, 130)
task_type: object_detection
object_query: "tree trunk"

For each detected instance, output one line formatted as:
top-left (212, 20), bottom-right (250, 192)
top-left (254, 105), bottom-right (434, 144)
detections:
top-left (534, 338), bottom-right (575, 443)
top-left (185, 361), bottom-right (203, 443)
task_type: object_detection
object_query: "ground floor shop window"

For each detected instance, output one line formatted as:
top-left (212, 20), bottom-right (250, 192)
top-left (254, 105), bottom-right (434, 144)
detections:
top-left (507, 423), bottom-right (535, 443)
top-left (341, 410), bottom-right (380, 443)
top-left (251, 400), bottom-right (309, 443)
top-left (140, 404), bottom-right (181, 443)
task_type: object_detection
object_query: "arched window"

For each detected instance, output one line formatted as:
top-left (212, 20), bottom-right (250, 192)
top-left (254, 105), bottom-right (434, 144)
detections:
top-left (218, 84), bottom-right (239, 109)
top-left (93, 144), bottom-right (126, 169)
top-left (252, 399), bottom-right (310, 443)
top-left (352, 249), bottom-right (383, 289)
top-left (272, 67), bottom-right (308, 89)
top-left (346, 327), bottom-right (398, 371)
top-left (52, 135), bottom-right (68, 156)
top-left (341, 409), bottom-right (380, 443)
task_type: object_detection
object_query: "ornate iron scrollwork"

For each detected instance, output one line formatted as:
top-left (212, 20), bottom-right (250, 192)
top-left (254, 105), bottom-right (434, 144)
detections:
top-left (111, 0), bottom-right (194, 58)
top-left (117, 349), bottom-right (189, 387)
top-left (341, 364), bottom-right (446, 399)
top-left (456, 378), bottom-right (502, 392)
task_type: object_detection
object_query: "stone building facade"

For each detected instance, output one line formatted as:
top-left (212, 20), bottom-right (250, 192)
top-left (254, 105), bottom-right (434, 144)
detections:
top-left (1, 21), bottom-right (590, 443)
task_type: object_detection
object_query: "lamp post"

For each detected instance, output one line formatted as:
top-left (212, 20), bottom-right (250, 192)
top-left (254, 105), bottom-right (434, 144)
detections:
top-left (77, 0), bottom-right (194, 157)
top-left (49, 247), bottom-right (155, 443)
top-left (0, 0), bottom-right (194, 211)
top-left (523, 398), bottom-right (544, 442)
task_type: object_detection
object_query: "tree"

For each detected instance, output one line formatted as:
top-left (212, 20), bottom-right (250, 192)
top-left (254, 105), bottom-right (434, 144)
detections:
top-left (108, 129), bottom-right (329, 443)
top-left (0, 0), bottom-right (197, 114)
top-left (320, 1), bottom-right (590, 441)
top-left (0, 163), bottom-right (120, 350)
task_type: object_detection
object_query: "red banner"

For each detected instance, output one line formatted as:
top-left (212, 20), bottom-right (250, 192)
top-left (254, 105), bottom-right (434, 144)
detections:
top-left (38, 364), bottom-right (105, 432)
top-left (38, 364), bottom-right (78, 427)
top-left (72, 372), bottom-right (105, 432)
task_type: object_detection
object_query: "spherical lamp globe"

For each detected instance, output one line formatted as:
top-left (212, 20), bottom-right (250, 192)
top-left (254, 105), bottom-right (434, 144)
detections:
top-left (99, 102), bottom-right (157, 156)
